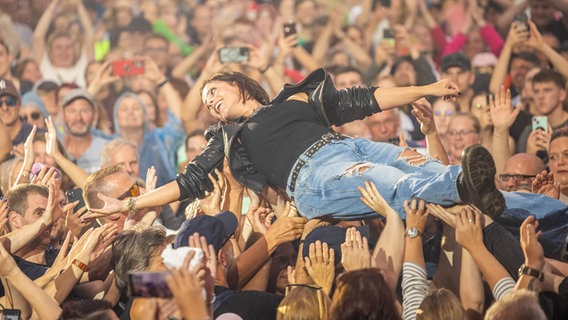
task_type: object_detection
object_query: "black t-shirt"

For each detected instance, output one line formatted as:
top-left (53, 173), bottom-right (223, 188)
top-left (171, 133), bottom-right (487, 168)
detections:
top-left (214, 286), bottom-right (283, 320)
top-left (241, 100), bottom-right (330, 189)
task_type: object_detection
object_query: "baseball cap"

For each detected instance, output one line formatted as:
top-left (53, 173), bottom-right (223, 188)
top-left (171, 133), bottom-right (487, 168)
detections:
top-left (61, 88), bottom-right (96, 109)
top-left (441, 53), bottom-right (471, 72)
top-left (32, 79), bottom-right (59, 93)
top-left (174, 211), bottom-right (238, 252)
top-left (301, 225), bottom-right (375, 266)
top-left (0, 78), bottom-right (20, 100)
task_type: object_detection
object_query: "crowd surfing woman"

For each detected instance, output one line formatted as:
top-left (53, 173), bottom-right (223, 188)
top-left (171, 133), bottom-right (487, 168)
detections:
top-left (88, 68), bottom-right (506, 220)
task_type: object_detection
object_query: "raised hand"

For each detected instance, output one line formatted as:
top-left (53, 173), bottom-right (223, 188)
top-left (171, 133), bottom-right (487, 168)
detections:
top-left (30, 165), bottom-right (58, 187)
top-left (411, 98), bottom-right (436, 136)
top-left (404, 199), bottom-right (429, 234)
top-left (341, 227), bottom-right (371, 271)
top-left (0, 197), bottom-right (9, 232)
top-left (144, 166), bottom-right (158, 193)
top-left (532, 170), bottom-right (560, 199)
top-left (304, 241), bottom-right (335, 295)
top-left (264, 201), bottom-right (307, 249)
top-left (198, 168), bottom-right (225, 215)
top-left (490, 86), bottom-right (520, 131)
top-left (166, 262), bottom-right (209, 320)
top-left (86, 60), bottom-right (120, 97)
top-left (455, 207), bottom-right (484, 252)
top-left (45, 116), bottom-right (62, 159)
top-left (23, 125), bottom-right (37, 166)
top-left (141, 56), bottom-right (166, 84)
top-left (526, 129), bottom-right (551, 155)
top-left (83, 193), bottom-right (128, 220)
top-left (247, 206), bottom-right (274, 235)
top-left (359, 181), bottom-right (397, 218)
top-left (428, 79), bottom-right (461, 102)
top-left (519, 216), bottom-right (545, 270)
top-left (427, 203), bottom-right (457, 228)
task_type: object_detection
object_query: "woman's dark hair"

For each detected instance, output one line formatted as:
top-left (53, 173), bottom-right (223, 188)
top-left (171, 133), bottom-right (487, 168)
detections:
top-left (201, 71), bottom-right (270, 106)
top-left (331, 268), bottom-right (399, 320)
top-left (136, 89), bottom-right (162, 127)
top-left (551, 127), bottom-right (568, 143)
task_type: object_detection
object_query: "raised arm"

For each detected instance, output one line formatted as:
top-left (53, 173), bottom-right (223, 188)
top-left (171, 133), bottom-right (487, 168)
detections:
top-left (32, 0), bottom-right (60, 63)
top-left (0, 120), bottom-right (10, 163)
top-left (490, 86), bottom-right (520, 174)
top-left (524, 21), bottom-right (568, 79)
top-left (411, 99), bottom-right (450, 164)
top-left (45, 117), bottom-right (89, 188)
top-left (374, 79), bottom-right (460, 111)
top-left (73, 0), bottom-right (95, 61)
top-left (455, 207), bottom-right (514, 299)
top-left (489, 22), bottom-right (527, 94)
top-left (142, 56), bottom-right (183, 120)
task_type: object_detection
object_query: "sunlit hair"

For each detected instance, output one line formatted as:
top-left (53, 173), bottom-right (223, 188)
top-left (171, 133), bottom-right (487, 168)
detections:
top-left (201, 71), bottom-right (270, 106)
top-left (449, 112), bottom-right (481, 134)
top-left (484, 289), bottom-right (546, 320)
top-left (111, 227), bottom-right (167, 291)
top-left (277, 285), bottom-right (329, 320)
top-left (416, 288), bottom-right (466, 320)
top-left (331, 269), bottom-right (399, 320)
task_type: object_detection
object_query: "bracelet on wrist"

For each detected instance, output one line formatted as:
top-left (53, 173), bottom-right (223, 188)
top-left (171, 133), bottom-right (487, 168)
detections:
top-left (127, 197), bottom-right (137, 215)
top-left (72, 259), bottom-right (89, 272)
top-left (157, 78), bottom-right (168, 88)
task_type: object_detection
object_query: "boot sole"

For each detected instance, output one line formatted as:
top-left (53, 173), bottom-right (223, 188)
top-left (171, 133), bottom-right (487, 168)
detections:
top-left (461, 145), bottom-right (506, 218)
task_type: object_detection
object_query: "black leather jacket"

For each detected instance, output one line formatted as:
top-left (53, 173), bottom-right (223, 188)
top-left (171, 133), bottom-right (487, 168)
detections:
top-left (176, 68), bottom-right (381, 201)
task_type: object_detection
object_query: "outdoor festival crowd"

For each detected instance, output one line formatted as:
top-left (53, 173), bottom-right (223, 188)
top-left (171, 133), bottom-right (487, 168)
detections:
top-left (1, 0), bottom-right (568, 319)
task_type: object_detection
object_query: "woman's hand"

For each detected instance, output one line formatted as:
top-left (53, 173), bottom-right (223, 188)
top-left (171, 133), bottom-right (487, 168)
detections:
top-left (455, 207), bottom-right (484, 253)
top-left (490, 86), bottom-right (520, 131)
top-left (341, 227), bottom-right (371, 271)
top-left (427, 79), bottom-right (461, 102)
top-left (45, 116), bottom-right (62, 159)
top-left (411, 98), bottom-right (436, 136)
top-left (404, 199), bottom-right (429, 233)
top-left (359, 181), bottom-right (397, 218)
top-left (304, 240), bottom-right (335, 296)
top-left (198, 169), bottom-right (225, 215)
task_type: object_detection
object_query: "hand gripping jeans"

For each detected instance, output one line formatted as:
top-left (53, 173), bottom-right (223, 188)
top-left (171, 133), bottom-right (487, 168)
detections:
top-left (286, 138), bottom-right (462, 220)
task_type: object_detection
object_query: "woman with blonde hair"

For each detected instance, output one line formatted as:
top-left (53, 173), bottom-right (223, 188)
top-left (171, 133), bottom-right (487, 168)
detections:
top-left (277, 284), bottom-right (330, 320)
top-left (416, 288), bottom-right (466, 320)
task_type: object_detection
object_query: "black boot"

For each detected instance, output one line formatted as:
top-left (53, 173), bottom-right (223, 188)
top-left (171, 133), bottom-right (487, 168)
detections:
top-left (456, 144), bottom-right (506, 218)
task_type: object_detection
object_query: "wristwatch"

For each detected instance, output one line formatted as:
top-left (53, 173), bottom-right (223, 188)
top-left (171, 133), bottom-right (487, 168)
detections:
top-left (518, 264), bottom-right (544, 281)
top-left (405, 227), bottom-right (422, 239)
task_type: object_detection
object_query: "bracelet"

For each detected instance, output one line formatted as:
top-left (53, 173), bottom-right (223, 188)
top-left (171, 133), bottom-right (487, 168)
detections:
top-left (72, 259), bottom-right (89, 272)
top-left (127, 197), bottom-right (137, 215)
top-left (157, 78), bottom-right (168, 88)
top-left (259, 65), bottom-right (270, 74)
top-left (518, 264), bottom-right (544, 281)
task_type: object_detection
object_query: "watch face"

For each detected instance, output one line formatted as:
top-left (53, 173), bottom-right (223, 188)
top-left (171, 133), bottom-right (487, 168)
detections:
top-left (407, 228), bottom-right (418, 238)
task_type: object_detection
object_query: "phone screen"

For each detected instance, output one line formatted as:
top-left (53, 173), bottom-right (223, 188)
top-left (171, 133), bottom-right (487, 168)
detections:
top-left (218, 48), bottom-right (250, 64)
top-left (129, 271), bottom-right (173, 298)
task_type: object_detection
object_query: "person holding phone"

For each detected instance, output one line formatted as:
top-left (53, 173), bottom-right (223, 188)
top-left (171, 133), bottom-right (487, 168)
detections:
top-left (520, 70), bottom-right (568, 159)
top-left (89, 67), bottom-right (514, 221)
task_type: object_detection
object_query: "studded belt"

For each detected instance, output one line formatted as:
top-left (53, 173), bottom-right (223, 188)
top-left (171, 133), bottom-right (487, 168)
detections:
top-left (289, 132), bottom-right (346, 193)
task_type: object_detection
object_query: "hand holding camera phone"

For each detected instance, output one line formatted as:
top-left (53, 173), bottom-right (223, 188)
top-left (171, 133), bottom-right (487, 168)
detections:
top-left (65, 188), bottom-right (86, 216)
top-left (513, 12), bottom-right (530, 40)
top-left (112, 60), bottom-right (145, 77)
top-left (218, 47), bottom-right (250, 64)
top-left (382, 28), bottom-right (395, 47)
top-left (532, 116), bottom-right (548, 132)
top-left (1, 309), bottom-right (21, 320)
top-left (283, 22), bottom-right (298, 47)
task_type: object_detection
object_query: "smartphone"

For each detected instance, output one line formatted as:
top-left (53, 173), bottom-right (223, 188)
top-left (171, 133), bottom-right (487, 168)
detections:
top-left (383, 28), bottom-right (395, 47)
top-left (128, 271), bottom-right (172, 298)
top-left (1, 309), bottom-right (21, 320)
top-left (65, 188), bottom-right (86, 215)
top-left (513, 12), bottom-right (529, 33)
top-left (283, 22), bottom-right (297, 37)
top-left (218, 47), bottom-right (250, 64)
top-left (112, 60), bottom-right (145, 77)
top-left (532, 116), bottom-right (548, 131)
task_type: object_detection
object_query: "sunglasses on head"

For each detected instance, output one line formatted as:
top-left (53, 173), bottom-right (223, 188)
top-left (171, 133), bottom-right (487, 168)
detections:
top-left (20, 112), bottom-right (42, 122)
top-left (0, 96), bottom-right (17, 108)
top-left (117, 182), bottom-right (141, 200)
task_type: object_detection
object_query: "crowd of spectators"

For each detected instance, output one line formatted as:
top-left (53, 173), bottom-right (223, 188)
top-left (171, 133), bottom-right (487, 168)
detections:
top-left (0, 0), bottom-right (568, 319)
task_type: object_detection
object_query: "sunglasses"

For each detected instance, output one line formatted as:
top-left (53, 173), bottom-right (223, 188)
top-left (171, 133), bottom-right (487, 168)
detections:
top-left (0, 96), bottom-right (17, 108)
top-left (117, 182), bottom-right (141, 200)
top-left (20, 112), bottom-right (42, 122)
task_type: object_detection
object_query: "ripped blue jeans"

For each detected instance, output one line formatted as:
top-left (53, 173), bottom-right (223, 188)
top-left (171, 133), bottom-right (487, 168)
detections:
top-left (286, 138), bottom-right (462, 220)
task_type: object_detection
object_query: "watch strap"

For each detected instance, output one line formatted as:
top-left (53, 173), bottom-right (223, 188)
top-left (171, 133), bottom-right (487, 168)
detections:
top-left (72, 259), bottom-right (90, 272)
top-left (518, 264), bottom-right (544, 281)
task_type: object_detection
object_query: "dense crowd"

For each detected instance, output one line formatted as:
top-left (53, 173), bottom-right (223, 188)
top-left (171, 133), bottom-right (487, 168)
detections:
top-left (0, 0), bottom-right (568, 319)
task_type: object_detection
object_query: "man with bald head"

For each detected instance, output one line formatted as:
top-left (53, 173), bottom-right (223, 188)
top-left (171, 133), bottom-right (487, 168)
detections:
top-left (499, 153), bottom-right (545, 192)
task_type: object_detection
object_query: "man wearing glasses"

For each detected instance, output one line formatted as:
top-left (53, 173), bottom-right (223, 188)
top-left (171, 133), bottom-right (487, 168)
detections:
top-left (0, 78), bottom-right (37, 159)
top-left (498, 153), bottom-right (545, 192)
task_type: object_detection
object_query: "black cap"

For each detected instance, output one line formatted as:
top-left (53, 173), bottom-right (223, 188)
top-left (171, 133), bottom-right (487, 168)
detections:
top-left (441, 53), bottom-right (471, 72)
top-left (301, 225), bottom-right (375, 266)
top-left (128, 16), bottom-right (153, 34)
top-left (0, 78), bottom-right (20, 100)
top-left (174, 211), bottom-right (238, 253)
